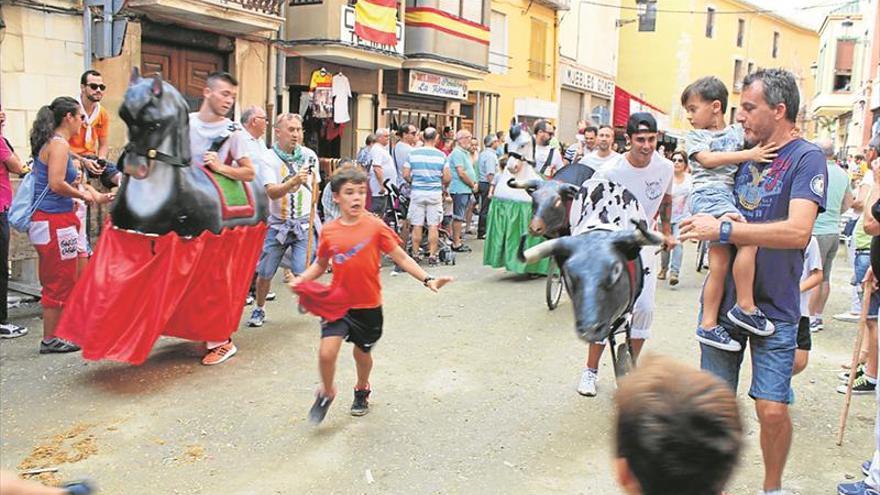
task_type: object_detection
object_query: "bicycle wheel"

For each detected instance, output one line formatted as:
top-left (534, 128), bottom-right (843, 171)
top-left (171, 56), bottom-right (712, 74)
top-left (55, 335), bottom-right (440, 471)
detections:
top-left (696, 240), bottom-right (707, 273)
top-left (546, 257), bottom-right (564, 310)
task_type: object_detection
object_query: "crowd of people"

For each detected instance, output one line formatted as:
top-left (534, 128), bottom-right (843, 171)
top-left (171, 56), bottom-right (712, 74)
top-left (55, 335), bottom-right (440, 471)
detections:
top-left (2, 65), bottom-right (880, 495)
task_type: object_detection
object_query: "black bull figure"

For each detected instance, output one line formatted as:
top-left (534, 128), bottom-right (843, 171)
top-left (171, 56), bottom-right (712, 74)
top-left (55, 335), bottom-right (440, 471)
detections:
top-left (113, 70), bottom-right (268, 236)
top-left (511, 176), bottom-right (661, 343)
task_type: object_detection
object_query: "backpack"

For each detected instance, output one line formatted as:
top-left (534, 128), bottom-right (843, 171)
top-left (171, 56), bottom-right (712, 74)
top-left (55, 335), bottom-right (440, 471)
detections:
top-left (8, 171), bottom-right (49, 232)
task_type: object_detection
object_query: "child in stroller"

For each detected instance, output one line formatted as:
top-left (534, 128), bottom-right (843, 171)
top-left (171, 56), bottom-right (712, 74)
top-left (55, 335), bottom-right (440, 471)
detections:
top-left (383, 179), bottom-right (455, 266)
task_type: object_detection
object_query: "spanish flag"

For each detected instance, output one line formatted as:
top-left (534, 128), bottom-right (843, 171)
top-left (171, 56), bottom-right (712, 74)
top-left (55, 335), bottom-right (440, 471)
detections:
top-left (355, 0), bottom-right (397, 46)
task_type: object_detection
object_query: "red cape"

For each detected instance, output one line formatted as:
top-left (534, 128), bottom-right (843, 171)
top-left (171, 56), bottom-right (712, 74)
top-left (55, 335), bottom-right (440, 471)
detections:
top-left (292, 280), bottom-right (352, 322)
top-left (55, 222), bottom-right (267, 365)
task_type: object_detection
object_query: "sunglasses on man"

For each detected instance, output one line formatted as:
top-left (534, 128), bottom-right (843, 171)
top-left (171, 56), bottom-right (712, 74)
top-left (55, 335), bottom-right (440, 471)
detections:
top-left (86, 83), bottom-right (107, 91)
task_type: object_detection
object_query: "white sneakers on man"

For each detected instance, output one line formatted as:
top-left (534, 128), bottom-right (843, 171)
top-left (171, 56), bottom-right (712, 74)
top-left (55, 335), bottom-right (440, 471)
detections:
top-left (577, 368), bottom-right (598, 397)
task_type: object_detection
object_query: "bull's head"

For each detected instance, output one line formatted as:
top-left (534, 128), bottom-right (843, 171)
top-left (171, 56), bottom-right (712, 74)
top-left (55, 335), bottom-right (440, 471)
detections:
top-left (509, 178), bottom-right (580, 238)
top-left (519, 221), bottom-right (662, 342)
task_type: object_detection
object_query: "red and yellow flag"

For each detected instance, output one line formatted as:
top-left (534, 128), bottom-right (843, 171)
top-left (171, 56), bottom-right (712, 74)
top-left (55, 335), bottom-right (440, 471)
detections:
top-left (355, 0), bottom-right (398, 46)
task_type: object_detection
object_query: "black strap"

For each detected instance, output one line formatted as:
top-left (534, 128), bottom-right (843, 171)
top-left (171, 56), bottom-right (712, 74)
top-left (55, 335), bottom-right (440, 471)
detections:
top-left (540, 148), bottom-right (555, 176)
top-left (123, 142), bottom-right (189, 167)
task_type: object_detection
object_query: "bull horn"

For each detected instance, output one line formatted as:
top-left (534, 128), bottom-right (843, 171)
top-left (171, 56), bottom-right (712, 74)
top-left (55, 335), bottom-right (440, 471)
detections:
top-left (507, 178), bottom-right (542, 190)
top-left (560, 183), bottom-right (580, 198)
top-left (519, 236), bottom-right (565, 264)
top-left (630, 219), bottom-right (664, 245)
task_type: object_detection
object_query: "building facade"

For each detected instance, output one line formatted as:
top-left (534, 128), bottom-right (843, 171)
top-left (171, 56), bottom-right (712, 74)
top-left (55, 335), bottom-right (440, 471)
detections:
top-left (616, 0), bottom-right (819, 142)
top-left (556, 0), bottom-right (619, 144)
top-left (1, 0), bottom-right (283, 158)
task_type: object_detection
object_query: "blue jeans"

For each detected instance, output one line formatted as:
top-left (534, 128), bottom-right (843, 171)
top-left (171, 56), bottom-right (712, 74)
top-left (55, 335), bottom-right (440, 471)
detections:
top-left (256, 223), bottom-right (314, 279)
top-left (660, 223), bottom-right (683, 274)
top-left (701, 319), bottom-right (798, 403)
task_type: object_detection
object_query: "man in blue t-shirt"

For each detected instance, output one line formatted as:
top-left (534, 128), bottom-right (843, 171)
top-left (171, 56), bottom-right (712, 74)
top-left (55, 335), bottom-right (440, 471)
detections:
top-left (680, 69), bottom-right (827, 495)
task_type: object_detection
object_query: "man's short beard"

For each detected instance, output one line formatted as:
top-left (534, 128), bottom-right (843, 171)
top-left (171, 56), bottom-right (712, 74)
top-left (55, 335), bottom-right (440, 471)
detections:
top-left (87, 93), bottom-right (102, 103)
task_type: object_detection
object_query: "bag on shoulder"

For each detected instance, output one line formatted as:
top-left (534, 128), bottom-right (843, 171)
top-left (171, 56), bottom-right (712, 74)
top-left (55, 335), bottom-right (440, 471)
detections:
top-left (8, 172), bottom-right (49, 232)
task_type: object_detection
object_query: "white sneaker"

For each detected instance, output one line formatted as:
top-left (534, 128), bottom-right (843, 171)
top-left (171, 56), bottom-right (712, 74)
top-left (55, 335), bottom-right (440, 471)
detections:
top-left (577, 368), bottom-right (598, 397)
top-left (833, 312), bottom-right (860, 323)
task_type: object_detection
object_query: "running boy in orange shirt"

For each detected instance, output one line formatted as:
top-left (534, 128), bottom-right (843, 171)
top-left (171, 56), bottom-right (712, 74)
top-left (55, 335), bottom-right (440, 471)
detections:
top-left (290, 167), bottom-right (452, 423)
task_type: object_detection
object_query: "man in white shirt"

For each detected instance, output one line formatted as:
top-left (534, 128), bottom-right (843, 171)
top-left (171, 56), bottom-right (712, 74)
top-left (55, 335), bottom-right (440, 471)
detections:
top-left (577, 113), bottom-right (675, 397)
top-left (189, 71), bottom-right (256, 366)
top-left (248, 113), bottom-right (320, 328)
top-left (533, 120), bottom-right (564, 177)
top-left (368, 128), bottom-right (398, 216)
top-left (579, 125), bottom-right (620, 172)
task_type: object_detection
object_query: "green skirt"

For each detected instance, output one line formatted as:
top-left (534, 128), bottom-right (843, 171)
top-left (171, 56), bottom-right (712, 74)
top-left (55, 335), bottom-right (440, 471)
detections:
top-left (482, 198), bottom-right (550, 275)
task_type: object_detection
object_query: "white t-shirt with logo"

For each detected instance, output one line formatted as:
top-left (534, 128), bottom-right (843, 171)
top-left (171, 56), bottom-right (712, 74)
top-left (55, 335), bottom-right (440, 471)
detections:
top-left (261, 146), bottom-right (321, 225)
top-left (596, 151), bottom-right (674, 221)
top-left (189, 113), bottom-right (248, 168)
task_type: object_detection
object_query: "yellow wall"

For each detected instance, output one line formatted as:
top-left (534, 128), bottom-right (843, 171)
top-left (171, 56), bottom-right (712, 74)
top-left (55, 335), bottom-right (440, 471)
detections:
top-left (617, 0), bottom-right (819, 135)
top-left (469, 0), bottom-right (558, 124)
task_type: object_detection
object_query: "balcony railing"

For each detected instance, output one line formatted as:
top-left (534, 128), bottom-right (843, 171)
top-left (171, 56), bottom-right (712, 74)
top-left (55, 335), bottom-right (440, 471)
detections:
top-left (236, 0), bottom-right (284, 15)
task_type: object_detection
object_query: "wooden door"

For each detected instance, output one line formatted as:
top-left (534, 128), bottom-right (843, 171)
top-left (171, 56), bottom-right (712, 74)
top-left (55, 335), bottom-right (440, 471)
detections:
top-left (141, 42), bottom-right (227, 111)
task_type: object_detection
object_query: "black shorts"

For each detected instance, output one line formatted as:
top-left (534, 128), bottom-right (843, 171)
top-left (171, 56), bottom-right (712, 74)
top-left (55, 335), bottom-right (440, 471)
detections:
top-left (797, 316), bottom-right (812, 351)
top-left (321, 307), bottom-right (383, 352)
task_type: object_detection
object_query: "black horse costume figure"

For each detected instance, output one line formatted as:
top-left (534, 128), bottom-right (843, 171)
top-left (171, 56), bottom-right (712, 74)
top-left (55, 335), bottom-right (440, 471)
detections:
top-left (55, 71), bottom-right (269, 365)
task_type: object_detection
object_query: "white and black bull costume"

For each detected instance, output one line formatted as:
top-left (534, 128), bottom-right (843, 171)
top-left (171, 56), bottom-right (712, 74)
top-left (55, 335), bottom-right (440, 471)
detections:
top-left (513, 176), bottom-right (663, 345)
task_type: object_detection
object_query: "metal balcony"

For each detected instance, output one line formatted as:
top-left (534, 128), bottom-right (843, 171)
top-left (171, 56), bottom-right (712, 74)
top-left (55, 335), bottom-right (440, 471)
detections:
top-left (533, 0), bottom-right (571, 11)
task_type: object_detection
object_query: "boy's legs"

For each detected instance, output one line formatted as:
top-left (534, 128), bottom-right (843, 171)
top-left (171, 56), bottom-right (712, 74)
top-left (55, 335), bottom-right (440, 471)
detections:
top-left (669, 223), bottom-right (683, 276)
top-left (733, 245), bottom-right (759, 312)
top-left (353, 346), bottom-right (373, 390)
top-left (318, 336), bottom-right (345, 398)
top-left (700, 245), bottom-right (731, 329)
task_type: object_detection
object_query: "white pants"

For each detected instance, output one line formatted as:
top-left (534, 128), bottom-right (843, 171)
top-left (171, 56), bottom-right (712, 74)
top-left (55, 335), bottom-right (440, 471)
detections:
top-left (630, 246), bottom-right (657, 340)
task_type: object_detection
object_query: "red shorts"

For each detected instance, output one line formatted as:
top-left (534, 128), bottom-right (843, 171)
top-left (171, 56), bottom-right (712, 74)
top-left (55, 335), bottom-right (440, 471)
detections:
top-left (29, 210), bottom-right (80, 308)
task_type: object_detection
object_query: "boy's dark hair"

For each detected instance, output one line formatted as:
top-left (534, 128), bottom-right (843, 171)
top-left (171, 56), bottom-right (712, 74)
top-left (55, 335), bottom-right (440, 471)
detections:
top-left (80, 69), bottom-right (102, 85)
top-left (330, 166), bottom-right (368, 193)
top-left (742, 68), bottom-right (800, 123)
top-left (584, 126), bottom-right (598, 135)
top-left (680, 76), bottom-right (729, 113)
top-left (615, 355), bottom-right (742, 495)
top-left (206, 71), bottom-right (239, 88)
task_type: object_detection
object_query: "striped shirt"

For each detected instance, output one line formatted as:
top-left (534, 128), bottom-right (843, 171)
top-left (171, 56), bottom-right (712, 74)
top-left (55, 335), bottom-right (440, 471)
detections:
top-left (404, 147), bottom-right (449, 194)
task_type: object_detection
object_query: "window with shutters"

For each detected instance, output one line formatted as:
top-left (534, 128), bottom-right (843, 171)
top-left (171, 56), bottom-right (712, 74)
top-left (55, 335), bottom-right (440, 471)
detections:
top-left (736, 19), bottom-right (745, 47)
top-left (638, 0), bottom-right (657, 32)
top-left (730, 106), bottom-right (738, 125)
top-left (529, 18), bottom-right (548, 79)
top-left (489, 10), bottom-right (508, 74)
top-left (706, 7), bottom-right (715, 38)
top-left (772, 31), bottom-right (780, 58)
top-left (733, 59), bottom-right (744, 92)
top-left (433, 0), bottom-right (484, 24)
top-left (834, 38), bottom-right (855, 92)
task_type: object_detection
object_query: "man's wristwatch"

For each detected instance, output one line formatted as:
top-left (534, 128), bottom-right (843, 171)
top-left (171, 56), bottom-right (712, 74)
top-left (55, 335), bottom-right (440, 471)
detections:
top-left (719, 220), bottom-right (733, 244)
top-left (423, 276), bottom-right (435, 287)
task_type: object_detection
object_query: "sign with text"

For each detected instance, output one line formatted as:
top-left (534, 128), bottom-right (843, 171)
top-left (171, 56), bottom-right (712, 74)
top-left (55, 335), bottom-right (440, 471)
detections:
top-left (561, 65), bottom-right (615, 98)
top-left (408, 70), bottom-right (468, 100)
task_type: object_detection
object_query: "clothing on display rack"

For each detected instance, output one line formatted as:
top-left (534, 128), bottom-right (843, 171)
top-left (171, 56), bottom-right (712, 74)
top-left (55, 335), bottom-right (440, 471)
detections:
top-left (331, 73), bottom-right (352, 124)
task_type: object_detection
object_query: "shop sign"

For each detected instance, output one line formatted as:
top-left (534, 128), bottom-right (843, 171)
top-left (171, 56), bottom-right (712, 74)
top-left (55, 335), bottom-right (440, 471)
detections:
top-left (561, 65), bottom-right (615, 98)
top-left (408, 70), bottom-right (468, 100)
top-left (340, 5), bottom-right (404, 56)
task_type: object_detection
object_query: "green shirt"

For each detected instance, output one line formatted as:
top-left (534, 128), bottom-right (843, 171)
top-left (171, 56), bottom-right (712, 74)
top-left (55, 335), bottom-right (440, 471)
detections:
top-left (447, 146), bottom-right (476, 194)
top-left (813, 160), bottom-right (852, 235)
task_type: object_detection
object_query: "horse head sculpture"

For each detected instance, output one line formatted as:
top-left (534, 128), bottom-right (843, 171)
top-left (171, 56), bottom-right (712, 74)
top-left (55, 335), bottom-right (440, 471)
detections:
top-left (112, 69), bottom-right (268, 237)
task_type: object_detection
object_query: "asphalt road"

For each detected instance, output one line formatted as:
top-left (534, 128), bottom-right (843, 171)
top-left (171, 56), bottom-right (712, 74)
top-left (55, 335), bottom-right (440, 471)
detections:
top-left (0, 239), bottom-right (876, 494)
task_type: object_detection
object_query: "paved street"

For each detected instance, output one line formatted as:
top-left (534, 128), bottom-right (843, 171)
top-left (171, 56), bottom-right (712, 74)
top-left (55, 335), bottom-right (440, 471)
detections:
top-left (0, 240), bottom-right (876, 494)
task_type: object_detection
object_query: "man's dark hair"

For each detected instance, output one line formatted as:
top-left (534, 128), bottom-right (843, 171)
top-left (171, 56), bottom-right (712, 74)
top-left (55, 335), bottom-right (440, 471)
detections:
top-left (615, 356), bottom-right (742, 495)
top-left (330, 166), bottom-right (369, 193)
top-left (533, 119), bottom-right (552, 135)
top-left (206, 71), bottom-right (239, 88)
top-left (598, 124), bottom-right (614, 133)
top-left (584, 126), bottom-right (598, 136)
top-left (742, 68), bottom-right (800, 123)
top-left (680, 76), bottom-right (729, 113)
top-left (397, 123), bottom-right (415, 137)
top-left (80, 69), bottom-right (102, 85)
top-left (422, 127), bottom-right (438, 142)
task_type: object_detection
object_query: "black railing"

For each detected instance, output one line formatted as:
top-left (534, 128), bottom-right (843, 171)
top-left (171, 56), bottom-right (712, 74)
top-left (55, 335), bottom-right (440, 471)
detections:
top-left (289, 0), bottom-right (323, 5)
top-left (235, 0), bottom-right (284, 15)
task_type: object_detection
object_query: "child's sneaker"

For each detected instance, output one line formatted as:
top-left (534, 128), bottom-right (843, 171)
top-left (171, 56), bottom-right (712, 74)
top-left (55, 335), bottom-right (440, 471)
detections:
top-left (201, 340), bottom-right (237, 366)
top-left (837, 480), bottom-right (880, 495)
top-left (696, 325), bottom-right (742, 352)
top-left (577, 368), bottom-right (598, 397)
top-left (836, 374), bottom-right (877, 395)
top-left (810, 317), bottom-right (824, 332)
top-left (668, 272), bottom-right (679, 286)
top-left (351, 388), bottom-right (371, 416)
top-left (839, 364), bottom-right (866, 382)
top-left (727, 305), bottom-right (775, 336)
top-left (248, 307), bottom-right (266, 327)
top-left (309, 393), bottom-right (334, 424)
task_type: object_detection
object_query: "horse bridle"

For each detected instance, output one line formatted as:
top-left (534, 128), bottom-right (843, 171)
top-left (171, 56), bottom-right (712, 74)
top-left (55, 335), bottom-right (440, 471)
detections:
top-left (123, 142), bottom-right (189, 168)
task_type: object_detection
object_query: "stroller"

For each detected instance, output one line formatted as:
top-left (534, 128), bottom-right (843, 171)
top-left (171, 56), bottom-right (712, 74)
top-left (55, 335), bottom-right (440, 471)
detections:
top-left (383, 179), bottom-right (455, 266)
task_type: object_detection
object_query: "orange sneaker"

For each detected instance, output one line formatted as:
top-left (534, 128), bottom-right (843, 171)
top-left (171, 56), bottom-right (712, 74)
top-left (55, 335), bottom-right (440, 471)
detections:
top-left (201, 340), bottom-right (237, 366)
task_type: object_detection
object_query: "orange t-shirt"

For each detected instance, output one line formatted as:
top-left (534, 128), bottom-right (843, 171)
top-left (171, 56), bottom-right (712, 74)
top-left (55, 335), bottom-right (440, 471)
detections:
top-left (317, 215), bottom-right (401, 309)
top-left (68, 106), bottom-right (110, 156)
